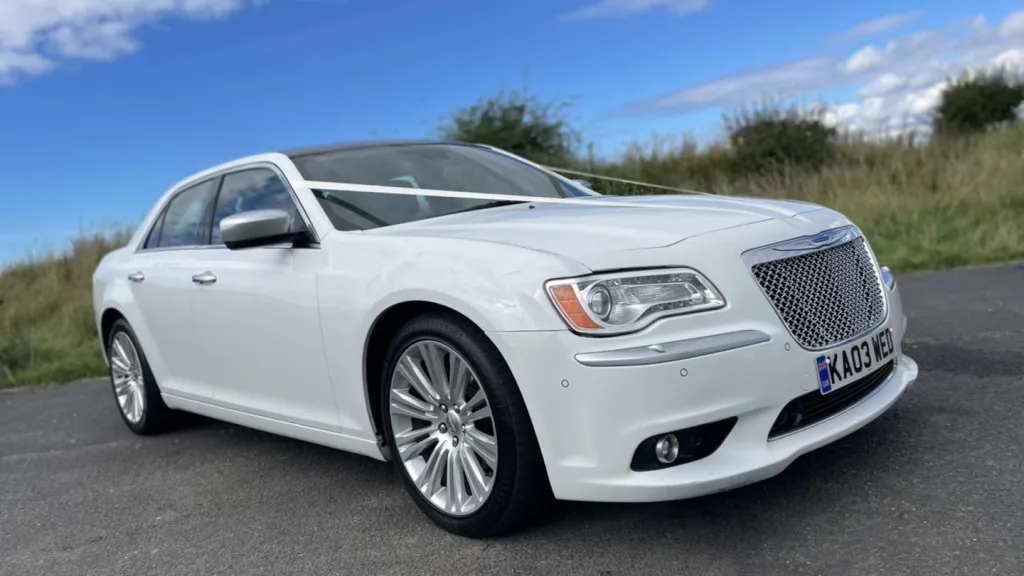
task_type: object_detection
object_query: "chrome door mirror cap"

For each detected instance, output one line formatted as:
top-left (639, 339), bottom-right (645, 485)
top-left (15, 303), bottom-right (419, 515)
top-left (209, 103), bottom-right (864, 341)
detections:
top-left (221, 209), bottom-right (300, 250)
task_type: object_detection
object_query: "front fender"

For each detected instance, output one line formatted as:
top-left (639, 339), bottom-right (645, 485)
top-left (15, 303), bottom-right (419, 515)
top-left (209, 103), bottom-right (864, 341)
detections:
top-left (314, 234), bottom-right (586, 441)
top-left (322, 234), bottom-right (589, 334)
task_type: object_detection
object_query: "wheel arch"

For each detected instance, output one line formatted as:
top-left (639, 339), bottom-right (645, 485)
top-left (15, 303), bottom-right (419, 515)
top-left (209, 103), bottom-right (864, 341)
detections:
top-left (100, 307), bottom-right (128, 350)
top-left (362, 300), bottom-right (506, 460)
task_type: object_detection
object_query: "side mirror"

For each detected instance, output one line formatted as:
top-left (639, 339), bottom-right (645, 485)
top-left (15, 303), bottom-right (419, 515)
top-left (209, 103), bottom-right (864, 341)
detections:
top-left (221, 209), bottom-right (304, 250)
top-left (572, 178), bottom-right (593, 189)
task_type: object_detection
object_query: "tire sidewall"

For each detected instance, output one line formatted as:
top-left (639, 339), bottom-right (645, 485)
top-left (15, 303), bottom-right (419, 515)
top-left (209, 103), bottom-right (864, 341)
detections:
top-left (379, 313), bottom-right (531, 536)
top-left (107, 318), bottom-right (162, 434)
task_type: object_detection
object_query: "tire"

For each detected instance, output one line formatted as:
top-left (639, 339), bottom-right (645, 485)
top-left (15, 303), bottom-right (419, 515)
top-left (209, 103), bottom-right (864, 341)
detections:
top-left (379, 311), bottom-right (550, 538)
top-left (106, 318), bottom-right (174, 435)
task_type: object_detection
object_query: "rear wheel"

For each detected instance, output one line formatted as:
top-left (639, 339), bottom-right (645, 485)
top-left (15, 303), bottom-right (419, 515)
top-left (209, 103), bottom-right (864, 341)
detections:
top-left (107, 318), bottom-right (173, 435)
top-left (379, 311), bottom-right (549, 538)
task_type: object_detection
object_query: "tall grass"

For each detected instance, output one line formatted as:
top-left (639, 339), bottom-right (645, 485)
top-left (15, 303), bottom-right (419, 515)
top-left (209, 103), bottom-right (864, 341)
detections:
top-left (0, 228), bottom-right (133, 388)
top-left (567, 126), bottom-right (1024, 271)
top-left (3, 126), bottom-right (1024, 388)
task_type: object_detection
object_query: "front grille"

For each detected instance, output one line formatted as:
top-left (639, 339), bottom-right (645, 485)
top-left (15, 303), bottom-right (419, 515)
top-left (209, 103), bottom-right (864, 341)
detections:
top-left (751, 236), bottom-right (886, 350)
top-left (769, 360), bottom-right (896, 439)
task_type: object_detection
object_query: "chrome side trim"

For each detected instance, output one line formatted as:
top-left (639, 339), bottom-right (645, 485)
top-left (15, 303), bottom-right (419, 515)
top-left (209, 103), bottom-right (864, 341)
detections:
top-left (129, 242), bottom-right (321, 255)
top-left (573, 330), bottom-right (770, 367)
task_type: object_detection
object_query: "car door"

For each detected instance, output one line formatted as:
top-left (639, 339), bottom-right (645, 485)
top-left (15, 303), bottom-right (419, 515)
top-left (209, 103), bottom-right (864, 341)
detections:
top-left (126, 177), bottom-right (220, 401)
top-left (186, 165), bottom-right (341, 430)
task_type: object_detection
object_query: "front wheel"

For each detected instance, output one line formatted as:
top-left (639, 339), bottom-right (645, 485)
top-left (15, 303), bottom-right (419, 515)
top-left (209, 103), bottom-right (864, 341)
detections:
top-left (107, 318), bottom-right (174, 435)
top-left (379, 312), bottom-right (550, 538)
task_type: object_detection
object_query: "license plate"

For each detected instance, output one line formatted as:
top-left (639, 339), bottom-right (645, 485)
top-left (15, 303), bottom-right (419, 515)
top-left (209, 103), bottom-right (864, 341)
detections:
top-left (815, 327), bottom-right (895, 394)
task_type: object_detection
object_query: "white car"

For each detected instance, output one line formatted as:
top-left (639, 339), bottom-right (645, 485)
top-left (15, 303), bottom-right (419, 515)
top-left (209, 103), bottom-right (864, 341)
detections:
top-left (92, 141), bottom-right (919, 537)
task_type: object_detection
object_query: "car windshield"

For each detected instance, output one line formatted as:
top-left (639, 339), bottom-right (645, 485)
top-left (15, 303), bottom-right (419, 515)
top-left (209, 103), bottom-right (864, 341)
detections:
top-left (290, 143), bottom-right (595, 231)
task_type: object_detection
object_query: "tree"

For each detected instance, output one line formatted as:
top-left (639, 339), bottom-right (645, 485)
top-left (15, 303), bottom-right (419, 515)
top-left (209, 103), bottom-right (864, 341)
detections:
top-left (932, 68), bottom-right (1024, 136)
top-left (437, 89), bottom-right (581, 166)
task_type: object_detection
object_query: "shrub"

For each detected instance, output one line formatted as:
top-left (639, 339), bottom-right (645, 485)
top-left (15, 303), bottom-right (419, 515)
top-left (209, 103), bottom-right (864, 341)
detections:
top-left (725, 101), bottom-right (839, 176)
top-left (932, 68), bottom-right (1024, 136)
top-left (437, 88), bottom-right (582, 166)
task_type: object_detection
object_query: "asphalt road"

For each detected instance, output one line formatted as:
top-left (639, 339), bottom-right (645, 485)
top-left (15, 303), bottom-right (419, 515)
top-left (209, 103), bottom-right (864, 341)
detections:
top-left (3, 263), bottom-right (1023, 576)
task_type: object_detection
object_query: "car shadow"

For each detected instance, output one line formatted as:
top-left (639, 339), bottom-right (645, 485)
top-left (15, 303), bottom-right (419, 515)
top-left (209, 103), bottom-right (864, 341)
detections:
top-left (158, 398), bottom-right (923, 544)
top-left (530, 406), bottom-right (918, 534)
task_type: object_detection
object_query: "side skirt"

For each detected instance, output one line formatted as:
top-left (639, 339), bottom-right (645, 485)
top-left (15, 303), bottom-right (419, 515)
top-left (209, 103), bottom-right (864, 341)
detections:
top-left (162, 393), bottom-right (387, 461)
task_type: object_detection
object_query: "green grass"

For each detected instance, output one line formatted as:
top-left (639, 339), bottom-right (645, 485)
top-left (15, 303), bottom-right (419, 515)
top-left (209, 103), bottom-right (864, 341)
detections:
top-left (565, 126), bottom-right (1024, 271)
top-left (0, 229), bottom-right (133, 389)
top-left (3, 126), bottom-right (1024, 389)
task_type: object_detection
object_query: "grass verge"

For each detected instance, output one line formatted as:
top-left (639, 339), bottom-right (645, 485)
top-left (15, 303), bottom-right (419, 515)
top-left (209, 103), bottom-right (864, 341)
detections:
top-left (1, 230), bottom-right (132, 389)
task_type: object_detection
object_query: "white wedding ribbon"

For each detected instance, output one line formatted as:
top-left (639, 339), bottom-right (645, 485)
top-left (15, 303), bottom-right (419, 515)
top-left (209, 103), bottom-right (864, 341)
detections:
top-left (540, 165), bottom-right (715, 197)
top-left (292, 175), bottom-right (716, 212)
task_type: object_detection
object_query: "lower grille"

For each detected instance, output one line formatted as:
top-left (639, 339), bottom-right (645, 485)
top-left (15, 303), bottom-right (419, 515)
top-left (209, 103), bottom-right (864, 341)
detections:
top-left (769, 360), bottom-right (896, 440)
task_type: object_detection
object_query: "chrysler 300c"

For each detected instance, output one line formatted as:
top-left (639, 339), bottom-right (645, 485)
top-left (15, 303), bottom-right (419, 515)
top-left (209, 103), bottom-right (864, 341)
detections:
top-left (92, 141), bottom-right (919, 537)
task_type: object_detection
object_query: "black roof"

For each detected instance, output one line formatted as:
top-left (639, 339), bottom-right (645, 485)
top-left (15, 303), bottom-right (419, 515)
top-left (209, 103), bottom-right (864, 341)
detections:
top-left (282, 139), bottom-right (485, 159)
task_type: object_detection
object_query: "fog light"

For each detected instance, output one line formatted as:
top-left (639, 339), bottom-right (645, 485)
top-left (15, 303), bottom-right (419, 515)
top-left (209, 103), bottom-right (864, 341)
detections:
top-left (654, 434), bottom-right (680, 464)
top-left (632, 418), bottom-right (738, 471)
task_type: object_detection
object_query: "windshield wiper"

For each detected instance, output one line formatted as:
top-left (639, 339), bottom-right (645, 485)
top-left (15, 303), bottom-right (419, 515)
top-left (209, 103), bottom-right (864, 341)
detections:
top-left (445, 200), bottom-right (527, 216)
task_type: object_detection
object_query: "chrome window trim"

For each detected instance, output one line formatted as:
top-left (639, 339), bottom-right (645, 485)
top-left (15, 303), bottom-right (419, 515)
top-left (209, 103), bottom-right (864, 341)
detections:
top-left (573, 329), bottom-right (770, 367)
top-left (134, 161), bottom-right (320, 254)
top-left (740, 225), bottom-right (890, 352)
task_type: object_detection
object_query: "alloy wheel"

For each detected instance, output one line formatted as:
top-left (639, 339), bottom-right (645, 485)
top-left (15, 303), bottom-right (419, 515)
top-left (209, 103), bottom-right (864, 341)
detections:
top-left (110, 331), bottom-right (146, 424)
top-left (388, 340), bottom-right (499, 517)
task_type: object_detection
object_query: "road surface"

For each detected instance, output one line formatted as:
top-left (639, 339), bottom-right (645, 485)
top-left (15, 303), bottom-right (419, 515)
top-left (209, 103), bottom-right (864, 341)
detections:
top-left (3, 263), bottom-right (1023, 575)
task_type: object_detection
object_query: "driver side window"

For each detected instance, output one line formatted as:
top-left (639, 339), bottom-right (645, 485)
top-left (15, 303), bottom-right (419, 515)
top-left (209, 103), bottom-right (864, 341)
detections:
top-left (149, 178), bottom-right (218, 249)
top-left (210, 168), bottom-right (304, 245)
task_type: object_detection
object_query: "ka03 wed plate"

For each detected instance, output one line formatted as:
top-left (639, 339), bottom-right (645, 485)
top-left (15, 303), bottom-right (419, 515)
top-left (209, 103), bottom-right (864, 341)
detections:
top-left (815, 327), bottom-right (895, 394)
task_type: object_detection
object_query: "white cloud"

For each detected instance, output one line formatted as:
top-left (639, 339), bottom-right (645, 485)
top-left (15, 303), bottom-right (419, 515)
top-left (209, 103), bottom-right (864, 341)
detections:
top-left (841, 30), bottom-right (948, 74)
top-left (993, 48), bottom-right (1024, 69)
top-left (1001, 12), bottom-right (1024, 37)
top-left (857, 72), bottom-right (906, 98)
top-left (0, 0), bottom-right (264, 84)
top-left (616, 10), bottom-right (1024, 138)
top-left (836, 12), bottom-right (921, 40)
top-left (906, 81), bottom-right (948, 115)
top-left (561, 0), bottom-right (709, 21)
top-left (618, 57), bottom-right (834, 115)
top-left (843, 45), bottom-right (886, 73)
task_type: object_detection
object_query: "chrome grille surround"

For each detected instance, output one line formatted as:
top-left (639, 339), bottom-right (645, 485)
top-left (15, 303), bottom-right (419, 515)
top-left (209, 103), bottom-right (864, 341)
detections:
top-left (741, 226), bottom-right (888, 351)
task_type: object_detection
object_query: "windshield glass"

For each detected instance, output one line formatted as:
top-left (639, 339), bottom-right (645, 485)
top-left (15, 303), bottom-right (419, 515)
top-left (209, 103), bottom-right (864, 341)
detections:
top-left (290, 143), bottom-right (594, 231)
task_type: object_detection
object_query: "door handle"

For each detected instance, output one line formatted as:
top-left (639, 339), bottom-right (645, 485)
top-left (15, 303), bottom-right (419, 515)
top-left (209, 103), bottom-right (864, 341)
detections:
top-left (191, 272), bottom-right (217, 285)
top-left (127, 271), bottom-right (145, 283)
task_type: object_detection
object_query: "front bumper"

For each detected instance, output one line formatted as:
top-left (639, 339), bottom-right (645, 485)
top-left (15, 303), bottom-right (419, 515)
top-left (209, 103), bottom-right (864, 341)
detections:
top-left (487, 284), bottom-right (918, 503)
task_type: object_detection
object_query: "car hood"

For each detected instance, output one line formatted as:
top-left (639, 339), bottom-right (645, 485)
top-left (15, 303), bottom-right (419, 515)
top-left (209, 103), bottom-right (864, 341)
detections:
top-left (365, 194), bottom-right (826, 268)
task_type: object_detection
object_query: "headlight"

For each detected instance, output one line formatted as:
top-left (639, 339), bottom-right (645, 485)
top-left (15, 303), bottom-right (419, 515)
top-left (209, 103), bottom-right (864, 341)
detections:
top-left (545, 268), bottom-right (725, 335)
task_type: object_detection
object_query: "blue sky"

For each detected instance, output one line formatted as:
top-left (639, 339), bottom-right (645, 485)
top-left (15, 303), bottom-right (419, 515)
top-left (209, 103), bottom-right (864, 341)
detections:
top-left (1, 0), bottom-right (1023, 264)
